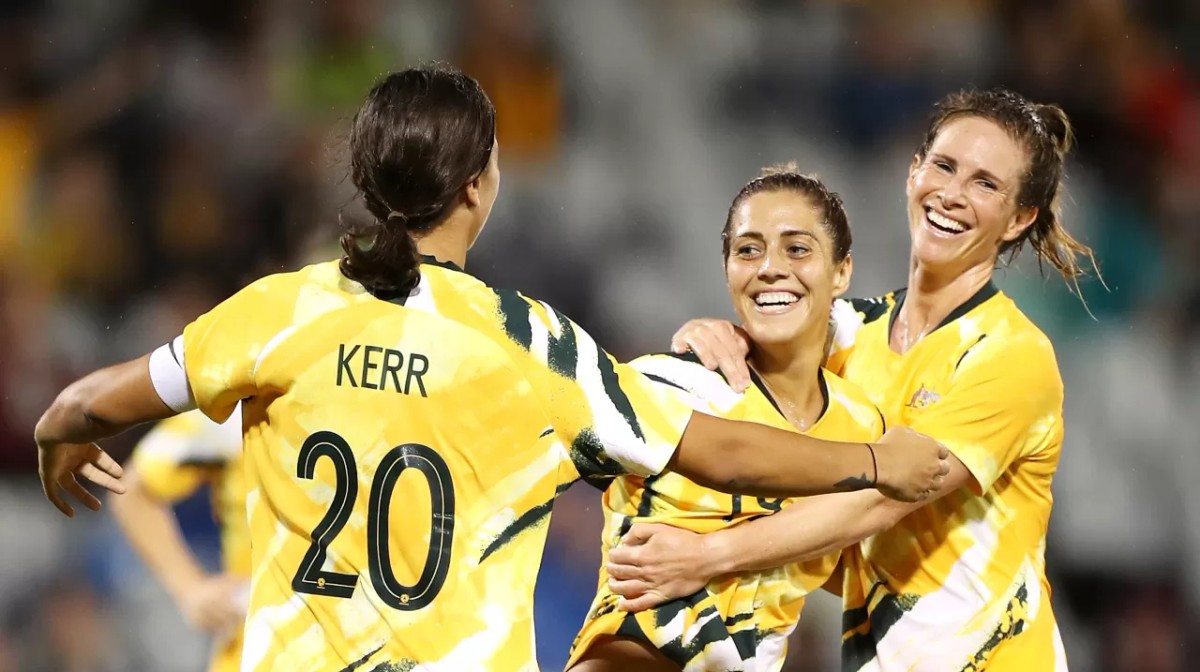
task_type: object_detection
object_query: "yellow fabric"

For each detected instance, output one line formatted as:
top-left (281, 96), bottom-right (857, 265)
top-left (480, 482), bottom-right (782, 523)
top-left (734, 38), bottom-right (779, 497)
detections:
top-left (830, 288), bottom-right (1067, 671)
top-left (181, 258), bottom-right (693, 672)
top-left (131, 409), bottom-right (249, 672)
top-left (570, 353), bottom-right (884, 672)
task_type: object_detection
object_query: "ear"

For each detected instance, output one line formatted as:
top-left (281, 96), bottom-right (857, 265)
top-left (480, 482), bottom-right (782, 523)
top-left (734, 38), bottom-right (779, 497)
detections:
top-left (831, 254), bottom-right (853, 298)
top-left (1002, 206), bottom-right (1038, 243)
top-left (906, 154), bottom-right (921, 194)
top-left (464, 175), bottom-right (483, 209)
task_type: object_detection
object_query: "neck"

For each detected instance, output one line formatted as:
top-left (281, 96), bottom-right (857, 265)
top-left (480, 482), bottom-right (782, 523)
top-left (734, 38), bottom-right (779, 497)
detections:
top-left (749, 330), bottom-right (827, 428)
top-left (414, 210), bottom-right (476, 269)
top-left (899, 257), bottom-right (994, 341)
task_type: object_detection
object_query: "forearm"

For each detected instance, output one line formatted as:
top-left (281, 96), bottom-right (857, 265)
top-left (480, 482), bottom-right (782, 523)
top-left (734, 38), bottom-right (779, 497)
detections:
top-left (673, 413), bottom-right (876, 498)
top-left (35, 355), bottom-right (175, 446)
top-left (704, 491), bottom-right (896, 576)
top-left (108, 475), bottom-right (208, 600)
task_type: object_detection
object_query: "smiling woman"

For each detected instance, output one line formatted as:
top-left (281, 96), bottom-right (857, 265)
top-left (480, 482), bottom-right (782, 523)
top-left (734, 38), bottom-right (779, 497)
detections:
top-left (566, 167), bottom-right (889, 672)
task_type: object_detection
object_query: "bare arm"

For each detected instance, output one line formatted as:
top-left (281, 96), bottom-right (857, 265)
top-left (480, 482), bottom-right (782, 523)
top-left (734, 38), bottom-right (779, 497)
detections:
top-left (108, 467), bottom-right (245, 632)
top-left (669, 415), bottom-right (949, 503)
top-left (700, 454), bottom-right (974, 574)
top-left (607, 455), bottom-right (974, 611)
top-left (35, 355), bottom-right (178, 516)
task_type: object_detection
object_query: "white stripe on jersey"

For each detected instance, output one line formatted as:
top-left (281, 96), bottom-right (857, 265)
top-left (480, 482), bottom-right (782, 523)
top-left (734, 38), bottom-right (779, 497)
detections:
top-left (830, 298), bottom-right (867, 353)
top-left (539, 302), bottom-right (672, 477)
top-left (632, 355), bottom-right (743, 414)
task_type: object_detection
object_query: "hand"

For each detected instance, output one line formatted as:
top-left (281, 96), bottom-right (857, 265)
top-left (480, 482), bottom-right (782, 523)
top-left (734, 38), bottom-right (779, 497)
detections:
top-left (176, 574), bottom-right (249, 634)
top-left (872, 427), bottom-right (950, 502)
top-left (37, 440), bottom-right (126, 517)
top-left (670, 319), bottom-right (753, 392)
top-left (606, 523), bottom-right (716, 612)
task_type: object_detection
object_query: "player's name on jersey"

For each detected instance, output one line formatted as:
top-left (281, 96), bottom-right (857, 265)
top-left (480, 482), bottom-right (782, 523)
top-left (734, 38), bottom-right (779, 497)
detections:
top-left (336, 343), bottom-right (429, 396)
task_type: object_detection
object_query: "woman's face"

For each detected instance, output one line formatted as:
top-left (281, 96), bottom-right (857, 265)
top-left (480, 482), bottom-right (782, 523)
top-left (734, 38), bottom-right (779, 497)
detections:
top-left (906, 116), bottom-right (1037, 275)
top-left (725, 190), bottom-right (851, 349)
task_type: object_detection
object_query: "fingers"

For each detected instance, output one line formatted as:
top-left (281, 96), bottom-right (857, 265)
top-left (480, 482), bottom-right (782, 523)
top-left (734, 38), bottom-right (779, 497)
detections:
top-left (78, 461), bottom-right (126, 495)
top-left (606, 562), bottom-right (640, 581)
top-left (88, 446), bottom-right (125, 481)
top-left (670, 321), bottom-right (752, 392)
top-left (619, 523), bottom-right (659, 546)
top-left (42, 478), bottom-right (75, 517)
top-left (617, 592), bottom-right (669, 613)
top-left (938, 459), bottom-right (950, 476)
top-left (938, 443), bottom-right (949, 460)
top-left (60, 473), bottom-right (102, 511)
top-left (607, 577), bottom-right (649, 599)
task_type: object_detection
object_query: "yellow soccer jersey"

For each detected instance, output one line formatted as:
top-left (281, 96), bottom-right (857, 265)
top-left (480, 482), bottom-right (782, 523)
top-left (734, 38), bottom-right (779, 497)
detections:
top-left (570, 352), bottom-right (885, 672)
top-left (131, 407), bottom-right (249, 672)
top-left (829, 283), bottom-right (1068, 671)
top-left (178, 257), bottom-right (693, 672)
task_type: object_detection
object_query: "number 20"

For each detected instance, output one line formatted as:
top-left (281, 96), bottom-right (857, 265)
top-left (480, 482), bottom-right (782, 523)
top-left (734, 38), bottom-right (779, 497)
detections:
top-left (290, 431), bottom-right (455, 611)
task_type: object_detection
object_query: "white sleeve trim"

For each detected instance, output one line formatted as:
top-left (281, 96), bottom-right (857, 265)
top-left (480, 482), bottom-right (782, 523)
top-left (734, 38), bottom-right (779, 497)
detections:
top-left (148, 335), bottom-right (197, 413)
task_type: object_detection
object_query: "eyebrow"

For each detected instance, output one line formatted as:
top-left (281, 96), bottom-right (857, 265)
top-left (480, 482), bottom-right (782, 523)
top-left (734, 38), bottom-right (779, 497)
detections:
top-left (929, 152), bottom-right (1008, 187)
top-left (732, 229), bottom-right (820, 242)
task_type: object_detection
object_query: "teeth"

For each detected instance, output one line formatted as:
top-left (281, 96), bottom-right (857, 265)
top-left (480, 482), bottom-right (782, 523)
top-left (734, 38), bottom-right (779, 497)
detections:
top-left (755, 292), bottom-right (799, 306)
top-left (927, 210), bottom-right (966, 233)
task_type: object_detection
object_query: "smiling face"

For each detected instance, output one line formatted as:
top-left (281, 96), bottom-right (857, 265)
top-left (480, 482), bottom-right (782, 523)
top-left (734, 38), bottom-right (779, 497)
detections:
top-left (725, 190), bottom-right (852, 349)
top-left (907, 115), bottom-right (1039, 275)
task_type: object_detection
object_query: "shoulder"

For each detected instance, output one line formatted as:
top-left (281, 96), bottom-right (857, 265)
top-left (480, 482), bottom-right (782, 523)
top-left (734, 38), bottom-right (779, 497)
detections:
top-left (631, 352), bottom-right (741, 410)
top-left (837, 290), bottom-right (902, 326)
top-left (963, 295), bottom-right (1060, 376)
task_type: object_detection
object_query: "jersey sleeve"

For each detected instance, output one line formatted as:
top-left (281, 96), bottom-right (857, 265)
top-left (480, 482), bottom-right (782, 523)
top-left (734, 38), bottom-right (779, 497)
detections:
top-left (131, 409), bottom-right (243, 503)
top-left (629, 353), bottom-right (742, 415)
top-left (182, 275), bottom-right (296, 423)
top-left (909, 334), bottom-right (1064, 494)
top-left (502, 294), bottom-right (694, 480)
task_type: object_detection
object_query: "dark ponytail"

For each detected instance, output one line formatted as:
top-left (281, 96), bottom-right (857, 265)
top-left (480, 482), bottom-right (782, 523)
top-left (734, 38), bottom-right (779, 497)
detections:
top-left (339, 64), bottom-right (496, 297)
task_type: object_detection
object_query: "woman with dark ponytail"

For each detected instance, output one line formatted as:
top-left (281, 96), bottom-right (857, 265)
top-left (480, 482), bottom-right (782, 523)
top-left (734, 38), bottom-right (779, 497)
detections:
top-left (33, 65), bottom-right (949, 671)
top-left (609, 89), bottom-right (1090, 671)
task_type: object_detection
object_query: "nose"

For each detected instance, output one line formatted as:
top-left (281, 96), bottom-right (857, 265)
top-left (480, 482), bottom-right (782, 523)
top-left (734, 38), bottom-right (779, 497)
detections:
top-left (939, 175), bottom-right (968, 209)
top-left (756, 248), bottom-right (789, 280)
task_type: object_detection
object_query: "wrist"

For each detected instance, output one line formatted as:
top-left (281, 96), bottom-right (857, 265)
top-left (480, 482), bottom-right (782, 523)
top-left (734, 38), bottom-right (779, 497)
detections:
top-left (700, 530), bottom-right (739, 577)
top-left (164, 566), bottom-right (209, 602)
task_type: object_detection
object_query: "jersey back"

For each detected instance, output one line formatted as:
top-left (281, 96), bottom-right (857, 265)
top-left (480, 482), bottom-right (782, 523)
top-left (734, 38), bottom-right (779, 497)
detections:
top-left (180, 259), bottom-right (691, 672)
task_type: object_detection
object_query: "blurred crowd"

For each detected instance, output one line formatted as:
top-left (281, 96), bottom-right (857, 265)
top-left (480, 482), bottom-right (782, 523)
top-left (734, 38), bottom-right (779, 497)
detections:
top-left (0, 1), bottom-right (1197, 670)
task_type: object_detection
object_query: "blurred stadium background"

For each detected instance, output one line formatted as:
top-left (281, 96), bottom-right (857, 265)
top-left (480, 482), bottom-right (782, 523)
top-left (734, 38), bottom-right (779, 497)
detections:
top-left (1, 1), bottom-right (1198, 670)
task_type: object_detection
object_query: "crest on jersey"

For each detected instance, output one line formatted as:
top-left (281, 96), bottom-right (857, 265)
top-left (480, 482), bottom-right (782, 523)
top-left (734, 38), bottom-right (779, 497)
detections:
top-left (906, 384), bottom-right (941, 409)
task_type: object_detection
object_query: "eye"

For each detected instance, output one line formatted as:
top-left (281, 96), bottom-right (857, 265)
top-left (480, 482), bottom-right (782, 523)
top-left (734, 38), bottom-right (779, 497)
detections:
top-left (976, 178), bottom-right (997, 191)
top-left (734, 244), bottom-right (761, 258)
top-left (934, 160), bottom-right (953, 173)
top-left (788, 244), bottom-right (811, 256)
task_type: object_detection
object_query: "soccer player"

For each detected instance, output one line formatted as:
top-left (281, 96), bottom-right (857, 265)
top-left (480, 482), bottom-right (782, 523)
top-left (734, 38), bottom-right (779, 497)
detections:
top-left (108, 408), bottom-right (248, 672)
top-left (606, 89), bottom-right (1091, 671)
top-left (569, 168), bottom-right (884, 672)
top-left (33, 65), bottom-right (949, 672)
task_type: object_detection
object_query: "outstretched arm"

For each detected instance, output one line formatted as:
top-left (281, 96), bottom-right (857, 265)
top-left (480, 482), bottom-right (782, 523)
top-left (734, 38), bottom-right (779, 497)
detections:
top-left (35, 354), bottom-right (177, 515)
top-left (608, 454), bottom-right (975, 611)
top-left (670, 418), bottom-right (949, 503)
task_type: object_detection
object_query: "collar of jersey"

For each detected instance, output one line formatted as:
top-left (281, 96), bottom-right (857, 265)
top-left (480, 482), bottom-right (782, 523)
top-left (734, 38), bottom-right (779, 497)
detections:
top-left (747, 367), bottom-right (831, 430)
top-left (887, 281), bottom-right (999, 339)
top-left (420, 255), bottom-right (465, 273)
